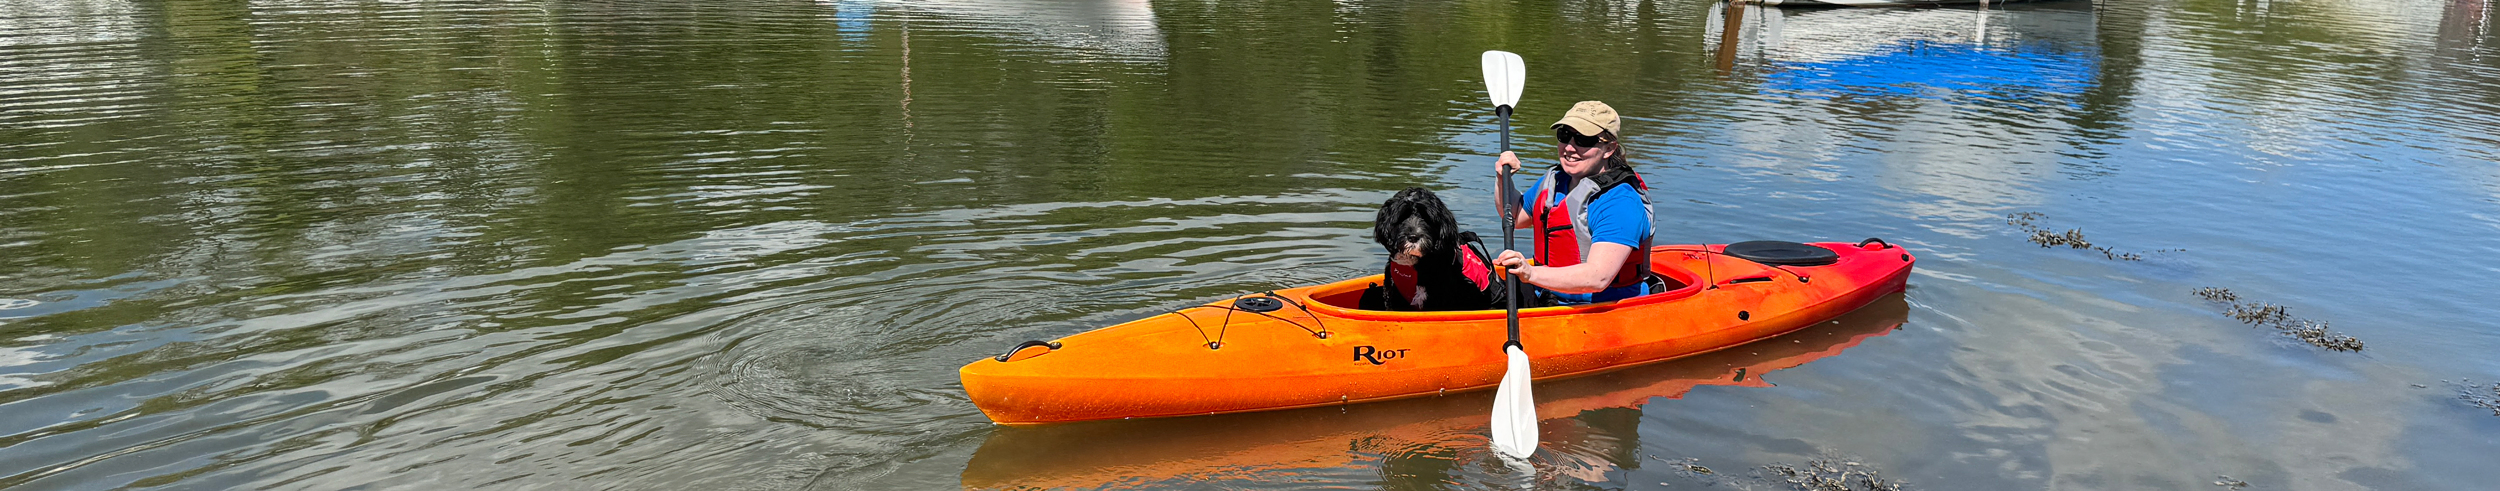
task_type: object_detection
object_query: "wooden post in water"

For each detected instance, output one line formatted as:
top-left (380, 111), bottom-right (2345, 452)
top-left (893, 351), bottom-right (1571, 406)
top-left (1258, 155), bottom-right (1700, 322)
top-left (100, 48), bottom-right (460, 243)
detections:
top-left (1715, 1), bottom-right (1746, 76)
top-left (1977, 0), bottom-right (1990, 45)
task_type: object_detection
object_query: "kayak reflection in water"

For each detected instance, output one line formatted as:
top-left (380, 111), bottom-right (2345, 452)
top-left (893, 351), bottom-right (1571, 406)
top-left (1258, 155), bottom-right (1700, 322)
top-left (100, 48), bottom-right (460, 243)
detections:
top-left (1492, 101), bottom-right (1657, 304)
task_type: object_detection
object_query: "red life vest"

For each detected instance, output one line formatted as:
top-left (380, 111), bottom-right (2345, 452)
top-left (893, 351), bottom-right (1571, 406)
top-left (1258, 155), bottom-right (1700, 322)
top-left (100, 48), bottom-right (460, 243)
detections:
top-left (1529, 165), bottom-right (1652, 289)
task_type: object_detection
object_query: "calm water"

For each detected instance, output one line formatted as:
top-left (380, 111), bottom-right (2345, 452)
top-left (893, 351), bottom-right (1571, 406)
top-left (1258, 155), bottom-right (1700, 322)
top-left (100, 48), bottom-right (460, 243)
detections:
top-left (3, 0), bottom-right (2497, 489)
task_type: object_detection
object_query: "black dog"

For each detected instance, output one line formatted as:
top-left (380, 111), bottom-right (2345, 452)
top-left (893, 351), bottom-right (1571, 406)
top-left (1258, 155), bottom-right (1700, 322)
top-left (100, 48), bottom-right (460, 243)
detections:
top-left (1361, 187), bottom-right (1504, 311)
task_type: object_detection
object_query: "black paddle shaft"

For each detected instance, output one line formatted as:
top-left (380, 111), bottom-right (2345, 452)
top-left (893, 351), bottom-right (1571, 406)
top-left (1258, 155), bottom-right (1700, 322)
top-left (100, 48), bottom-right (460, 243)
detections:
top-left (1495, 105), bottom-right (1521, 348)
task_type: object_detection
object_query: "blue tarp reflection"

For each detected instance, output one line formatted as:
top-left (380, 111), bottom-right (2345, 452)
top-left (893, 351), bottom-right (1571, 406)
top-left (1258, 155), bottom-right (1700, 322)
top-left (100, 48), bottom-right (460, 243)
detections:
top-left (1764, 39), bottom-right (2099, 109)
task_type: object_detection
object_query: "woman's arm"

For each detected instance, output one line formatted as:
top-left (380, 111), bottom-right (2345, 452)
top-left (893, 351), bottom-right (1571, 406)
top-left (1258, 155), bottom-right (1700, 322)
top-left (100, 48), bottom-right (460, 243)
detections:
top-left (1494, 243), bottom-right (1633, 294)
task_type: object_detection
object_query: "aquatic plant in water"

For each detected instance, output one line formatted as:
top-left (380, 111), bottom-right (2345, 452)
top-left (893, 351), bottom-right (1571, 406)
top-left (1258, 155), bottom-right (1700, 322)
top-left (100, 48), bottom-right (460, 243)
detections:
top-left (2193, 287), bottom-right (2364, 352)
top-left (2459, 379), bottom-right (2500, 417)
top-left (1669, 457), bottom-right (1713, 475)
top-left (1761, 459), bottom-right (1908, 491)
top-left (2191, 287), bottom-right (2238, 303)
top-left (2004, 212), bottom-right (2178, 261)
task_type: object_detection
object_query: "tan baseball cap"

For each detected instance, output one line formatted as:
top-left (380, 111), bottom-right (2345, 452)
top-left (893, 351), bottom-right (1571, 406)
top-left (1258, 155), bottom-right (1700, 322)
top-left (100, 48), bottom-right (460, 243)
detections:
top-left (1550, 101), bottom-right (1620, 138)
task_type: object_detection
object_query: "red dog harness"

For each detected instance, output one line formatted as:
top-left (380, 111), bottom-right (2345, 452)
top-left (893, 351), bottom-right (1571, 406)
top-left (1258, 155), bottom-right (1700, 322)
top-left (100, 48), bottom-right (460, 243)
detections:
top-left (1388, 242), bottom-right (1496, 306)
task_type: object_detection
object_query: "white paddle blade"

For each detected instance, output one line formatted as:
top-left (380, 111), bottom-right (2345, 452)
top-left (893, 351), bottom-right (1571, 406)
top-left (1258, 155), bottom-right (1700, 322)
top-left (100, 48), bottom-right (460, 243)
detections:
top-left (1489, 344), bottom-right (1538, 460)
top-left (1480, 51), bottom-right (1525, 108)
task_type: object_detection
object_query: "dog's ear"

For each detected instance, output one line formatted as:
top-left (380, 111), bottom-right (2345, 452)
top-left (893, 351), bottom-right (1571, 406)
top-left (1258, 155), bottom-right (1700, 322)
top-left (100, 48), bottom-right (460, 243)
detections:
top-left (1374, 190), bottom-right (1413, 251)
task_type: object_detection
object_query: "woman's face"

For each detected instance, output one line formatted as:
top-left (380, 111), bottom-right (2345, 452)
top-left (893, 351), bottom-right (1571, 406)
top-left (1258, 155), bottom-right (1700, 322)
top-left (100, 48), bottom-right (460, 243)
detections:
top-left (1557, 129), bottom-right (1614, 178)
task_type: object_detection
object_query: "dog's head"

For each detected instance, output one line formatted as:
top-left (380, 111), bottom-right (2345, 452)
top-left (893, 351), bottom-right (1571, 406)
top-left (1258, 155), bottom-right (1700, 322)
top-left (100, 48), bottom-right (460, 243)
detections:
top-left (1373, 187), bottom-right (1462, 266)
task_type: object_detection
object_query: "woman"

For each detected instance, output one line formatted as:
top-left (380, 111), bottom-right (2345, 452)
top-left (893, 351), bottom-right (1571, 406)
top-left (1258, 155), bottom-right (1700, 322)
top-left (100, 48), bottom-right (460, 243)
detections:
top-left (1491, 100), bottom-right (1654, 304)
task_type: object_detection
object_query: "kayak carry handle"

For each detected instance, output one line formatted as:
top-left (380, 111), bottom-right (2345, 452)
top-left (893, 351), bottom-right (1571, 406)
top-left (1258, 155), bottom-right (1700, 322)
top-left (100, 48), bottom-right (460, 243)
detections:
top-left (995, 340), bottom-right (1062, 362)
top-left (1857, 237), bottom-right (1892, 249)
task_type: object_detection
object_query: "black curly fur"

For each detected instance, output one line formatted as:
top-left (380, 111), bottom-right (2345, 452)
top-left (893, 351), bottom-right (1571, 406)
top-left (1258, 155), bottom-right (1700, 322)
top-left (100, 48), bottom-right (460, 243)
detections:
top-left (1374, 187), bottom-right (1461, 263)
top-left (1366, 187), bottom-right (1501, 311)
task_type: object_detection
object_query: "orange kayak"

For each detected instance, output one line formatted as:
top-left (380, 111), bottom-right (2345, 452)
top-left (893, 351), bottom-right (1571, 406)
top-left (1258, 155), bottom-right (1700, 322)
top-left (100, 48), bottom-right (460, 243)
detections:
top-left (960, 240), bottom-right (1915, 425)
top-left (959, 294), bottom-right (1909, 489)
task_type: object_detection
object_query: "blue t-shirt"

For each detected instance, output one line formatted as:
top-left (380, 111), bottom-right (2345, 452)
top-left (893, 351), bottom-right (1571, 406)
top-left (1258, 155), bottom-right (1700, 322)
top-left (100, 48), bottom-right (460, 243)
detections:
top-left (1521, 172), bottom-right (1653, 303)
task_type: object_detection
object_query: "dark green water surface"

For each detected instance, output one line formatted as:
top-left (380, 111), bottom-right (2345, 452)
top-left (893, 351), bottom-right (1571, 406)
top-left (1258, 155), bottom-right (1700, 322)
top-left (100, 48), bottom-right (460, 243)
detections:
top-left (4, 0), bottom-right (2498, 489)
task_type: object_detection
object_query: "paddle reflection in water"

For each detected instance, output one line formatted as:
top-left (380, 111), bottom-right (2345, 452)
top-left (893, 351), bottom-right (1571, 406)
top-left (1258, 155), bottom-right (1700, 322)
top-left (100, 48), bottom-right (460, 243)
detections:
top-left (959, 293), bottom-right (1910, 489)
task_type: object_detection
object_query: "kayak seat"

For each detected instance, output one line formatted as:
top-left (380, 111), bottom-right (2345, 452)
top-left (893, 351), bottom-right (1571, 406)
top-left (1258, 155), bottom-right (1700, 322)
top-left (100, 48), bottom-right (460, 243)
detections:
top-left (1723, 240), bottom-right (1839, 267)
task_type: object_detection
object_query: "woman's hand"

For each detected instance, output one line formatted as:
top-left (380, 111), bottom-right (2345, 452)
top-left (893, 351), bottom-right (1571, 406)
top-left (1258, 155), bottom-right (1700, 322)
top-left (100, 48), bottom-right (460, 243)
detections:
top-left (1493, 249), bottom-right (1534, 284)
top-left (1493, 151), bottom-right (1529, 229)
top-left (1494, 151), bottom-right (1520, 176)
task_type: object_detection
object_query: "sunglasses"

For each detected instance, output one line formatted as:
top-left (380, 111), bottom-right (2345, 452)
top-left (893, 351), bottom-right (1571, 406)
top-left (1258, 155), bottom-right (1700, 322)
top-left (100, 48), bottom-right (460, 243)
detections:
top-left (1557, 128), bottom-right (1611, 149)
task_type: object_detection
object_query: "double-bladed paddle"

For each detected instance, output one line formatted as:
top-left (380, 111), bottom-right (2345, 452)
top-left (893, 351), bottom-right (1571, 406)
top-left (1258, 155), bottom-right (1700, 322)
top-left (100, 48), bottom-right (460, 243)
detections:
top-left (1479, 50), bottom-right (1537, 461)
